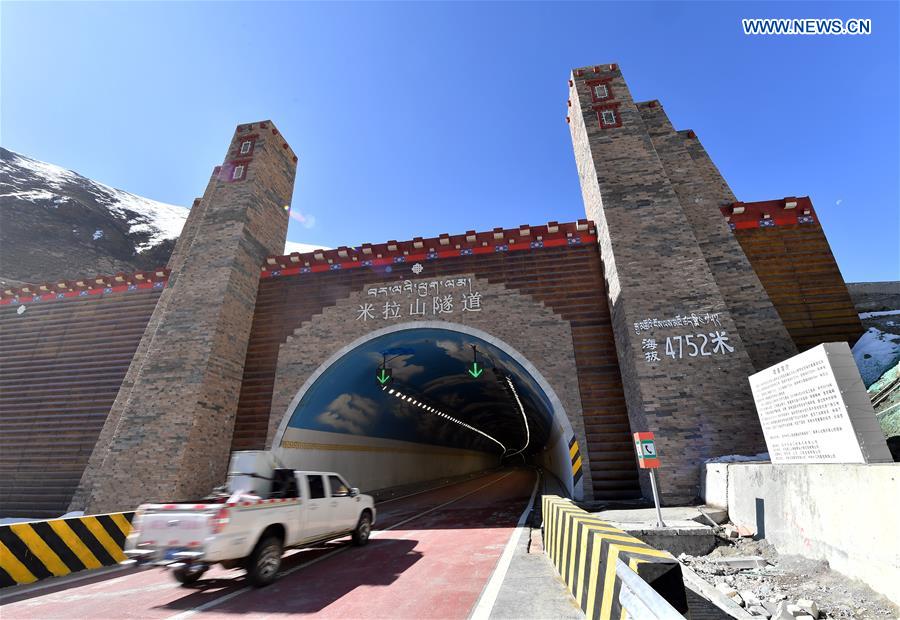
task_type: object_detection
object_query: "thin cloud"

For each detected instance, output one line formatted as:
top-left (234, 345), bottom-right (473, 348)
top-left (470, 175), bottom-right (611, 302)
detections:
top-left (289, 209), bottom-right (317, 229)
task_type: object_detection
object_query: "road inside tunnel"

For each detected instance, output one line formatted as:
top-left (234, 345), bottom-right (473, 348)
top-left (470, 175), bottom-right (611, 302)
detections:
top-left (271, 324), bottom-right (579, 497)
top-left (0, 469), bottom-right (538, 619)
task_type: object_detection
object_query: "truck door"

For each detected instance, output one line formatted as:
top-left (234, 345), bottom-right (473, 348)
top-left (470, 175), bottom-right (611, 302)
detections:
top-left (283, 472), bottom-right (305, 546)
top-left (327, 475), bottom-right (358, 532)
top-left (304, 474), bottom-right (330, 540)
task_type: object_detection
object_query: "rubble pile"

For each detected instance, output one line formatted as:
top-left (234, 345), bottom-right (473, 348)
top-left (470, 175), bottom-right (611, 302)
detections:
top-left (679, 535), bottom-right (897, 620)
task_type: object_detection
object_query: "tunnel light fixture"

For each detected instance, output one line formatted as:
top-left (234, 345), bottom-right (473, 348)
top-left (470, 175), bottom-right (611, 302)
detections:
top-left (388, 387), bottom-right (505, 453)
top-left (504, 376), bottom-right (531, 459)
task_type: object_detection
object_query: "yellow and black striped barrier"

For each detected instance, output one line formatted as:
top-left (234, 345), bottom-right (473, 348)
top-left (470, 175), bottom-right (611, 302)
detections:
top-left (569, 437), bottom-right (583, 486)
top-left (542, 495), bottom-right (687, 619)
top-left (0, 512), bottom-right (134, 588)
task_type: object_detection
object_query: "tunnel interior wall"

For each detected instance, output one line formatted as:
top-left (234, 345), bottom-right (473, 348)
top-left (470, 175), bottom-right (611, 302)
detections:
top-left (535, 426), bottom-right (579, 499)
top-left (274, 428), bottom-right (498, 493)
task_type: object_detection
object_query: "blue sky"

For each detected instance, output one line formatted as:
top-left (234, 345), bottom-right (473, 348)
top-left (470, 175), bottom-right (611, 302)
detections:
top-left (2, 1), bottom-right (897, 281)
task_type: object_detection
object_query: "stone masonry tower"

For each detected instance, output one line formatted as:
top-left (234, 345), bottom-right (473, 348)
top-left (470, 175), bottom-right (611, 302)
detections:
top-left (568, 64), bottom-right (794, 502)
top-left (72, 121), bottom-right (297, 513)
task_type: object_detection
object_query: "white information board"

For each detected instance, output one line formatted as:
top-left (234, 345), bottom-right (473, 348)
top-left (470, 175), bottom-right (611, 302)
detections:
top-left (748, 342), bottom-right (892, 464)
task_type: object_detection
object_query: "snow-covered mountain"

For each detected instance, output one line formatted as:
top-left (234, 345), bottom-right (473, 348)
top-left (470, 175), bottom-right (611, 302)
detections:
top-left (0, 148), bottom-right (326, 285)
top-left (0, 148), bottom-right (188, 283)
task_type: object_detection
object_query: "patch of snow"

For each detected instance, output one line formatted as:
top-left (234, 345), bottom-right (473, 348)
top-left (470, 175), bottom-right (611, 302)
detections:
top-left (92, 229), bottom-right (104, 240)
top-left (859, 310), bottom-right (900, 319)
top-left (0, 150), bottom-right (79, 190)
top-left (102, 186), bottom-right (188, 251)
top-left (704, 452), bottom-right (770, 464)
top-left (0, 189), bottom-right (56, 202)
top-left (853, 327), bottom-right (900, 387)
top-left (2, 148), bottom-right (189, 252)
top-left (284, 240), bottom-right (330, 254)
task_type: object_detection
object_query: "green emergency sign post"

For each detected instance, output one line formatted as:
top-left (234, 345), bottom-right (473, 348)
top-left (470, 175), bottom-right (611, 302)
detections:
top-left (633, 431), bottom-right (665, 528)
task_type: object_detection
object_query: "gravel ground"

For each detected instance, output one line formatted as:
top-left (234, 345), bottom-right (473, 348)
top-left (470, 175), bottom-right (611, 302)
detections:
top-left (680, 537), bottom-right (898, 619)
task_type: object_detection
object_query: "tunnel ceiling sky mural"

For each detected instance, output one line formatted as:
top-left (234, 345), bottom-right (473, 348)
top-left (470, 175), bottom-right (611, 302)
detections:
top-left (285, 327), bottom-right (556, 455)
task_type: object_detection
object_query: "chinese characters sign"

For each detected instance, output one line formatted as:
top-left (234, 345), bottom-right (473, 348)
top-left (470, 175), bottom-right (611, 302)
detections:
top-left (635, 311), bottom-right (734, 365)
top-left (748, 343), bottom-right (891, 464)
top-left (356, 277), bottom-right (483, 322)
top-left (633, 312), bottom-right (722, 334)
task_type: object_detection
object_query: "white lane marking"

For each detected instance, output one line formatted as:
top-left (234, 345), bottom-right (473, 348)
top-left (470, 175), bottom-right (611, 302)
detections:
top-left (167, 470), bottom-right (513, 619)
top-left (374, 471), bottom-right (513, 536)
top-left (469, 471), bottom-right (539, 620)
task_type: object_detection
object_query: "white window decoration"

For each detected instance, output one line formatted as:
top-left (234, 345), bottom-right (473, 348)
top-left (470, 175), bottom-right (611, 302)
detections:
top-left (594, 84), bottom-right (609, 99)
top-left (232, 165), bottom-right (244, 180)
top-left (601, 110), bottom-right (617, 126)
top-left (240, 140), bottom-right (252, 154)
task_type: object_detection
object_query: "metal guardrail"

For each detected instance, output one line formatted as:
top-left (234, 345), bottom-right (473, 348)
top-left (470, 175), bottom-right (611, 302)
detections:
top-left (616, 559), bottom-right (685, 619)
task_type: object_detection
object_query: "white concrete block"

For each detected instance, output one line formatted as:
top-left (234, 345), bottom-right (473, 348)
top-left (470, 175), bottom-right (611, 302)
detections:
top-left (727, 462), bottom-right (900, 605)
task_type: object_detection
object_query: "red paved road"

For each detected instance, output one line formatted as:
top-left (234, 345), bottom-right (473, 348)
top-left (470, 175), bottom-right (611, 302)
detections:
top-left (0, 468), bottom-right (535, 619)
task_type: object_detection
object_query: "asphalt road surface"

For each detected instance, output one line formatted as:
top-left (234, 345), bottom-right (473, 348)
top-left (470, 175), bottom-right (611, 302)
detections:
top-left (1, 468), bottom-right (536, 619)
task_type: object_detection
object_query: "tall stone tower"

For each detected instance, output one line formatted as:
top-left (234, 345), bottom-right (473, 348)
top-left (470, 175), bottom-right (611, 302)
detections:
top-left (72, 121), bottom-right (297, 513)
top-left (568, 64), bottom-right (793, 501)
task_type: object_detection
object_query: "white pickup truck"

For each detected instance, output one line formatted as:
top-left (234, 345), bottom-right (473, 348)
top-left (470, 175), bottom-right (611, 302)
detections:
top-left (124, 451), bottom-right (376, 587)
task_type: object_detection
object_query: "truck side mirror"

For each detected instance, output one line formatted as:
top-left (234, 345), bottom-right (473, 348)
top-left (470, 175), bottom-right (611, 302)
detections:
top-left (350, 487), bottom-right (359, 497)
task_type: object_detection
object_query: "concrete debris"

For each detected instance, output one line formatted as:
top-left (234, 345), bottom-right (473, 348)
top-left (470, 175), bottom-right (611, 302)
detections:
top-left (769, 607), bottom-right (787, 618)
top-left (678, 530), bottom-right (898, 620)
top-left (741, 589), bottom-right (761, 607)
top-left (717, 582), bottom-right (740, 598)
top-left (797, 599), bottom-right (819, 618)
top-left (711, 555), bottom-right (770, 570)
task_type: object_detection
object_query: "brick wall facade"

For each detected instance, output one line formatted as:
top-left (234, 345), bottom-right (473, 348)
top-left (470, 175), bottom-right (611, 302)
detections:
top-left (637, 103), bottom-right (797, 372)
top-left (569, 64), bottom-right (767, 501)
top-left (0, 287), bottom-right (161, 518)
top-left (73, 122), bottom-right (297, 513)
top-left (722, 197), bottom-right (864, 350)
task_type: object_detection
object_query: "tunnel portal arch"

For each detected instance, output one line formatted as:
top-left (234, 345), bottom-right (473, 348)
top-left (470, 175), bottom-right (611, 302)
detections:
top-left (271, 321), bottom-right (581, 498)
top-left (265, 275), bottom-right (594, 499)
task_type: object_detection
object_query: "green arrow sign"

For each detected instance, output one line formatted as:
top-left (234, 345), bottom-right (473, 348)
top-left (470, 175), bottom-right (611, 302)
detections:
top-left (468, 362), bottom-right (483, 378)
top-left (376, 367), bottom-right (393, 385)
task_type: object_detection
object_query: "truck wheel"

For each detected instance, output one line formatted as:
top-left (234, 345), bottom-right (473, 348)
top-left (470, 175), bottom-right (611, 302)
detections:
top-left (172, 565), bottom-right (206, 586)
top-left (352, 511), bottom-right (372, 546)
top-left (246, 536), bottom-right (283, 587)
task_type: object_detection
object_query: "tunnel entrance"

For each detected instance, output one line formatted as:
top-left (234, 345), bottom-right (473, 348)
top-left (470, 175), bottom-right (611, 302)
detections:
top-left (271, 323), bottom-right (582, 499)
